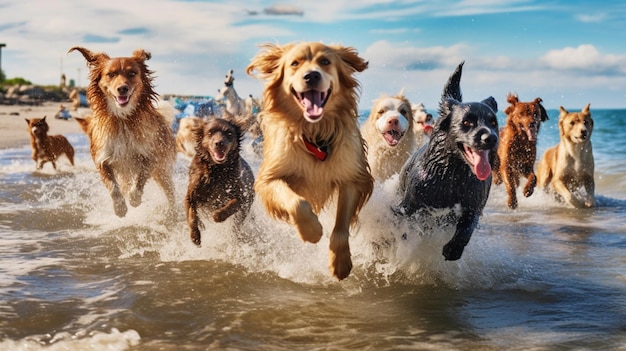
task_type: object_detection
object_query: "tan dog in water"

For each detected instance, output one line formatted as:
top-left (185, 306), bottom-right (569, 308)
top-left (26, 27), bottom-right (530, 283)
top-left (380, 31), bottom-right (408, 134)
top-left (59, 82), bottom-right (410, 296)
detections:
top-left (247, 42), bottom-right (373, 280)
top-left (25, 116), bottom-right (75, 170)
top-left (536, 104), bottom-right (595, 208)
top-left (69, 46), bottom-right (177, 219)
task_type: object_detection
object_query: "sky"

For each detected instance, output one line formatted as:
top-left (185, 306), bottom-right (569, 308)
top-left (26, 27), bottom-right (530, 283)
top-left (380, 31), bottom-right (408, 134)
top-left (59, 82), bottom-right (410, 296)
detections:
top-left (1, 0), bottom-right (625, 111)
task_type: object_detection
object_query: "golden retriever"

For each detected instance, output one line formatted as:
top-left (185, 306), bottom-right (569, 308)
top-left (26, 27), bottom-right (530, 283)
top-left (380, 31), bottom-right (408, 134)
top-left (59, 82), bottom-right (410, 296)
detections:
top-left (26, 116), bottom-right (75, 170)
top-left (536, 104), bottom-right (595, 208)
top-left (361, 93), bottom-right (416, 180)
top-left (246, 42), bottom-right (373, 280)
top-left (69, 46), bottom-right (177, 219)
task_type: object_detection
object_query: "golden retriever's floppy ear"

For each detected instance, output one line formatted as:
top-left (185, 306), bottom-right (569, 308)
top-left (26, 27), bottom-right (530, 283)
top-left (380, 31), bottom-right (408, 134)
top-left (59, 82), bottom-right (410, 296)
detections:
top-left (67, 46), bottom-right (110, 67)
top-left (504, 92), bottom-right (518, 115)
top-left (334, 45), bottom-right (369, 73)
top-left (132, 49), bottom-right (151, 62)
top-left (246, 42), bottom-right (290, 80)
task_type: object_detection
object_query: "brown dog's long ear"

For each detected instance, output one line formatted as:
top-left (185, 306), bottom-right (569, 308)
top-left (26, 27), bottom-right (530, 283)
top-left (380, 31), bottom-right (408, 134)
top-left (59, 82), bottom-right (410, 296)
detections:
top-left (335, 46), bottom-right (369, 73)
top-left (582, 103), bottom-right (591, 115)
top-left (68, 46), bottom-right (109, 66)
top-left (25, 118), bottom-right (30, 125)
top-left (504, 92), bottom-right (518, 115)
top-left (534, 97), bottom-right (549, 121)
top-left (132, 49), bottom-right (151, 62)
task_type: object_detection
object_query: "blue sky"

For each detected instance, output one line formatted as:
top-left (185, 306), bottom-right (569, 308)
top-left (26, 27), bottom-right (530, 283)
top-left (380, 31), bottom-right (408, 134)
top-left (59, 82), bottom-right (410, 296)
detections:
top-left (1, 0), bottom-right (625, 110)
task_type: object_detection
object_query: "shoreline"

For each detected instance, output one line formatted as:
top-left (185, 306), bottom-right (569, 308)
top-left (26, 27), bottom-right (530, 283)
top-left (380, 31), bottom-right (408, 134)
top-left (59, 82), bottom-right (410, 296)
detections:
top-left (0, 102), bottom-right (87, 150)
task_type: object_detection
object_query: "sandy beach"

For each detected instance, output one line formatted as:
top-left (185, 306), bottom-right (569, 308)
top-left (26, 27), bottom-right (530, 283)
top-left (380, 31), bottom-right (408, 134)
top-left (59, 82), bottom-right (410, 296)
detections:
top-left (0, 102), bottom-right (87, 150)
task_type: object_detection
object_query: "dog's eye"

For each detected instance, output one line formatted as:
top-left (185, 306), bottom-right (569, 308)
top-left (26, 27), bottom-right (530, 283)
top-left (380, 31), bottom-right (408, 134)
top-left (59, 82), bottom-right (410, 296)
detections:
top-left (378, 109), bottom-right (385, 115)
top-left (291, 60), bottom-right (299, 67)
top-left (463, 120), bottom-right (473, 128)
top-left (128, 71), bottom-right (137, 77)
top-left (107, 72), bottom-right (115, 78)
top-left (320, 58), bottom-right (330, 66)
top-left (400, 109), bottom-right (407, 116)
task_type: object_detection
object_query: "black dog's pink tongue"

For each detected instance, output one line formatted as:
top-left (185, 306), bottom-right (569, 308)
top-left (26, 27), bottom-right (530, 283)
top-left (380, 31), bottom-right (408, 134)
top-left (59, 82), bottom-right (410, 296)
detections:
top-left (464, 146), bottom-right (491, 181)
top-left (301, 91), bottom-right (323, 119)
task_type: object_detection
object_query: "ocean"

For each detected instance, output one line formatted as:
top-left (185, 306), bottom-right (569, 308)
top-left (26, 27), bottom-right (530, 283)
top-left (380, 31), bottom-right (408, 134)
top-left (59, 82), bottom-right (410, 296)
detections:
top-left (0, 108), bottom-right (624, 350)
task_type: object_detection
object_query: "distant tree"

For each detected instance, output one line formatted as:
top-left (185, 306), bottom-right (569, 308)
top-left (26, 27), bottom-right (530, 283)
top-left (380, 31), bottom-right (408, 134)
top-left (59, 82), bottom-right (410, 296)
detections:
top-left (3, 77), bottom-right (32, 85)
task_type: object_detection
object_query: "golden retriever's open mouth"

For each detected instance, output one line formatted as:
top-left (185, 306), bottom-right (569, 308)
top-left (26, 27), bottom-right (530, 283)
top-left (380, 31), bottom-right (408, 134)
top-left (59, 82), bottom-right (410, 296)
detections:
top-left (292, 88), bottom-right (331, 122)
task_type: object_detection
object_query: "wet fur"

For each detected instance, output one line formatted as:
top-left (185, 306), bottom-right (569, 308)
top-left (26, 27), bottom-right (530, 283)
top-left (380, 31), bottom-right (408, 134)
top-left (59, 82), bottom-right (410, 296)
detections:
top-left (492, 93), bottom-right (549, 209)
top-left (246, 41), bottom-right (373, 280)
top-left (26, 116), bottom-right (75, 170)
top-left (536, 104), bottom-right (595, 208)
top-left (361, 93), bottom-right (416, 180)
top-left (69, 46), bottom-right (177, 219)
top-left (176, 116), bottom-right (203, 158)
top-left (395, 62), bottom-right (499, 260)
top-left (185, 118), bottom-right (255, 246)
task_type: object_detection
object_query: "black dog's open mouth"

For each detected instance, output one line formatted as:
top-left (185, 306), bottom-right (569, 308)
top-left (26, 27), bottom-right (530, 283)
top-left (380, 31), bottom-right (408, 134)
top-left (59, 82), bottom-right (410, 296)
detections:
top-left (292, 88), bottom-right (331, 121)
top-left (461, 144), bottom-right (491, 181)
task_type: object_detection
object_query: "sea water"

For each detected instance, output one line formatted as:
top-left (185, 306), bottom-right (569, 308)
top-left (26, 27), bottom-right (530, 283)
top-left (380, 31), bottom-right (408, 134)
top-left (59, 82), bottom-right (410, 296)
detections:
top-left (0, 109), bottom-right (624, 350)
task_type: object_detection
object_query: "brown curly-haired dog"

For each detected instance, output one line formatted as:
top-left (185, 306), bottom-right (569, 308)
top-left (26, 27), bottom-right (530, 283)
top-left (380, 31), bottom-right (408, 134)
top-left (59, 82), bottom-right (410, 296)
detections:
top-left (184, 117), bottom-right (255, 246)
top-left (493, 93), bottom-right (549, 209)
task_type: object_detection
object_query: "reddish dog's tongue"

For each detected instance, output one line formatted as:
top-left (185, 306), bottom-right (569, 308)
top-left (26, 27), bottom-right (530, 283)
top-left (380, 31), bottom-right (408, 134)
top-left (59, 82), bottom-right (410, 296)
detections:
top-left (301, 91), bottom-right (323, 118)
top-left (464, 146), bottom-right (491, 181)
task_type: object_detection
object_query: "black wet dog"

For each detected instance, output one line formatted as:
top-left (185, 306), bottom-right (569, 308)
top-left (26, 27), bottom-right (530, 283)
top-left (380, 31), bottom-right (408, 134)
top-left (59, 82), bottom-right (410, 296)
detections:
top-left (395, 62), bottom-right (499, 260)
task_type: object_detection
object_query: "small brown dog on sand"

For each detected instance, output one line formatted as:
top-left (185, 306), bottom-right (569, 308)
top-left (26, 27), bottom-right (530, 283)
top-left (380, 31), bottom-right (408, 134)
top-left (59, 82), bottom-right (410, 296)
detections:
top-left (185, 117), bottom-right (255, 246)
top-left (361, 92), bottom-right (416, 180)
top-left (26, 116), bottom-right (75, 170)
top-left (536, 104), bottom-right (595, 208)
top-left (69, 46), bottom-right (177, 219)
top-left (492, 93), bottom-right (549, 209)
top-left (247, 41), bottom-right (373, 280)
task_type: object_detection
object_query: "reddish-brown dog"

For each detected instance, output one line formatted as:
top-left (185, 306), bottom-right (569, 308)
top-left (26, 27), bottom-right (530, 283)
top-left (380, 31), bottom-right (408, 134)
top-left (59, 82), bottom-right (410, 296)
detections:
top-left (493, 93), bottom-right (549, 209)
top-left (185, 117), bottom-right (255, 246)
top-left (247, 42), bottom-right (373, 280)
top-left (25, 116), bottom-right (75, 170)
top-left (69, 46), bottom-right (177, 219)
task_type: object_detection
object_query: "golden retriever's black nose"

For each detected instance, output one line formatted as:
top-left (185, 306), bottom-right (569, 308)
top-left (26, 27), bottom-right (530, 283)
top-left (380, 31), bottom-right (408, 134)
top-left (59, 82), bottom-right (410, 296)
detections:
top-left (117, 85), bottom-right (129, 95)
top-left (304, 71), bottom-right (321, 86)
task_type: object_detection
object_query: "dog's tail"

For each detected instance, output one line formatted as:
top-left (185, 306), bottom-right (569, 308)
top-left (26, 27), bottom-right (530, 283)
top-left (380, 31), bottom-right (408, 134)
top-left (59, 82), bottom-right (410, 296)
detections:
top-left (441, 61), bottom-right (464, 103)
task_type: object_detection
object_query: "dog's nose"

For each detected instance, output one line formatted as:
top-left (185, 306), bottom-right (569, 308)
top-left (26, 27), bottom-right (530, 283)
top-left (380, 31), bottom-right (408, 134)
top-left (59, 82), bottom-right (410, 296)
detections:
top-left (303, 71), bottom-right (321, 86)
top-left (581, 129), bottom-right (588, 138)
top-left (388, 117), bottom-right (399, 126)
top-left (481, 130), bottom-right (498, 147)
top-left (117, 85), bottom-right (129, 95)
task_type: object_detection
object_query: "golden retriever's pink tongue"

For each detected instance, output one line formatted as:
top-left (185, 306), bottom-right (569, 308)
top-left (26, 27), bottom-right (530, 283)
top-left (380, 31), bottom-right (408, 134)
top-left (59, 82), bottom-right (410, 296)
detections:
top-left (383, 131), bottom-right (401, 146)
top-left (116, 95), bottom-right (130, 105)
top-left (464, 146), bottom-right (491, 181)
top-left (301, 91), bottom-right (323, 118)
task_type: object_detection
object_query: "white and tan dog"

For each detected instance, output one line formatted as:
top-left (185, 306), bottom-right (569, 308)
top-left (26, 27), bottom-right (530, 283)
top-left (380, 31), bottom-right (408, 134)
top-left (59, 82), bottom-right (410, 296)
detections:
top-left (537, 104), bottom-right (595, 208)
top-left (361, 93), bottom-right (416, 180)
top-left (411, 102), bottom-right (434, 147)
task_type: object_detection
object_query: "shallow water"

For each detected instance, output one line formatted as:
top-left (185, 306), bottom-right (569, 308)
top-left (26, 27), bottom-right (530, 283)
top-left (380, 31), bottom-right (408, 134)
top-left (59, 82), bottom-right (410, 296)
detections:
top-left (0, 109), bottom-right (624, 350)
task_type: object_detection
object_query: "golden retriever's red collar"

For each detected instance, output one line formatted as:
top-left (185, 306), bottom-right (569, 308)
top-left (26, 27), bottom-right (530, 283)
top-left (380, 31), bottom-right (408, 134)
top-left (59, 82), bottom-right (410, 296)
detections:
top-left (303, 137), bottom-right (329, 161)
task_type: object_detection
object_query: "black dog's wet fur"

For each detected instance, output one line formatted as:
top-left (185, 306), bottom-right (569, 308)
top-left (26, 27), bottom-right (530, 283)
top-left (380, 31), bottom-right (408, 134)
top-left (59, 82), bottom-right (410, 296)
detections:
top-left (395, 62), bottom-right (499, 260)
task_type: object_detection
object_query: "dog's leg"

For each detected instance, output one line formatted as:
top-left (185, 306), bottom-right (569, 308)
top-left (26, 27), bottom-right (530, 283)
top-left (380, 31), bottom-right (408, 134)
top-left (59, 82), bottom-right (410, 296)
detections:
top-left (128, 168), bottom-right (150, 208)
top-left (153, 169), bottom-right (177, 219)
top-left (100, 163), bottom-right (127, 217)
top-left (583, 174), bottom-right (596, 208)
top-left (212, 198), bottom-right (240, 222)
top-left (523, 171), bottom-right (537, 198)
top-left (257, 179), bottom-right (323, 243)
top-left (552, 178), bottom-right (584, 208)
top-left (329, 186), bottom-right (360, 280)
top-left (442, 209), bottom-right (478, 260)
top-left (185, 197), bottom-right (202, 246)
top-left (503, 169), bottom-right (519, 209)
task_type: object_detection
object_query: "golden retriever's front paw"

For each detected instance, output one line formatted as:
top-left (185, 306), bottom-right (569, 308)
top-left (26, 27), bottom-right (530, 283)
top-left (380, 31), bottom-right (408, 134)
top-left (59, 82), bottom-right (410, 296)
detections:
top-left (294, 201), bottom-right (322, 243)
top-left (329, 246), bottom-right (352, 280)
